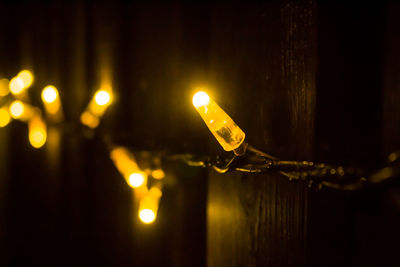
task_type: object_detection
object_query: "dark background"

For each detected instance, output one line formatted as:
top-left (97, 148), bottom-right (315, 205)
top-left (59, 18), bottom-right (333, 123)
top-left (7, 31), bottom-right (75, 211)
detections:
top-left (0, 0), bottom-right (399, 266)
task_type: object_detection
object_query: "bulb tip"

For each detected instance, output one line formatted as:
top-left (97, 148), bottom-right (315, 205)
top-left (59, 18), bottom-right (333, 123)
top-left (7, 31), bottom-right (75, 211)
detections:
top-left (192, 91), bottom-right (210, 108)
top-left (139, 209), bottom-right (156, 224)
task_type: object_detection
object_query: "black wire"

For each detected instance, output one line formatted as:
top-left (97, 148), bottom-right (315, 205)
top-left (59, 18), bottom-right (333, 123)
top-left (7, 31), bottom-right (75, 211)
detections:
top-left (163, 143), bottom-right (400, 191)
top-left (4, 90), bottom-right (399, 192)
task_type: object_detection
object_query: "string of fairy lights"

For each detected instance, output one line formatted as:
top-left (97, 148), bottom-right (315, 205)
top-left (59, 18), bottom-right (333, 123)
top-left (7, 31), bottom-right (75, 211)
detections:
top-left (1, 70), bottom-right (399, 224)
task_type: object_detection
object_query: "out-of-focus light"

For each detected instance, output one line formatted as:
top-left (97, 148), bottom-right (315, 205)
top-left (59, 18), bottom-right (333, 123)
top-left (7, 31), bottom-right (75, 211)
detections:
top-left (80, 111), bottom-right (99, 128)
top-left (138, 186), bottom-right (162, 224)
top-left (28, 115), bottom-right (47, 148)
top-left (192, 91), bottom-right (246, 152)
top-left (152, 169), bottom-right (165, 180)
top-left (42, 86), bottom-right (58, 103)
top-left (149, 186), bottom-right (162, 198)
top-left (41, 86), bottom-right (63, 122)
top-left (110, 147), bottom-right (147, 188)
top-left (94, 90), bottom-right (111, 106)
top-left (80, 89), bottom-right (113, 128)
top-left (139, 209), bottom-right (156, 224)
top-left (9, 70), bottom-right (34, 95)
top-left (9, 77), bottom-right (25, 95)
top-left (128, 173), bottom-right (146, 188)
top-left (9, 100), bottom-right (25, 119)
top-left (0, 107), bottom-right (11, 127)
top-left (0, 79), bottom-right (9, 96)
top-left (18, 70), bottom-right (33, 88)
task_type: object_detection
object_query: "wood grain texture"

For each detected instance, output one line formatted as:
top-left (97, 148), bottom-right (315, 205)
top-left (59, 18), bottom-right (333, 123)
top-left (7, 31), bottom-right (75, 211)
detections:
top-left (207, 1), bottom-right (316, 266)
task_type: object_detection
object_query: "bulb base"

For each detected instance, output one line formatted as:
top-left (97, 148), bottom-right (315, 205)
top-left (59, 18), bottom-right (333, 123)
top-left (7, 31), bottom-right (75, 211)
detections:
top-left (233, 141), bottom-right (248, 156)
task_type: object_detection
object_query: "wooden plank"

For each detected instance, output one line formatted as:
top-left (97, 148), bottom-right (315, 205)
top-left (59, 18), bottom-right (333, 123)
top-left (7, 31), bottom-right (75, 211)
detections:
top-left (207, 1), bottom-right (316, 266)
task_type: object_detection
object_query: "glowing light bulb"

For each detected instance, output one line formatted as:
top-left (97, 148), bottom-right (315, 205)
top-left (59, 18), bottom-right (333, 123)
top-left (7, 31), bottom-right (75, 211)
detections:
top-left (192, 91), bottom-right (246, 152)
top-left (0, 79), bottom-right (9, 96)
top-left (80, 89), bottom-right (113, 128)
top-left (18, 70), bottom-right (33, 88)
top-left (151, 169), bottom-right (165, 180)
top-left (139, 209), bottom-right (156, 224)
top-left (42, 86), bottom-right (58, 103)
top-left (94, 90), bottom-right (111, 106)
top-left (9, 100), bottom-right (25, 119)
top-left (128, 173), bottom-right (145, 188)
top-left (0, 107), bottom-right (11, 127)
top-left (138, 186), bottom-right (162, 224)
top-left (9, 77), bottom-right (25, 95)
top-left (110, 147), bottom-right (147, 188)
top-left (41, 86), bottom-right (63, 122)
top-left (192, 91), bottom-right (210, 107)
top-left (28, 115), bottom-right (47, 148)
top-left (9, 70), bottom-right (34, 95)
top-left (80, 111), bottom-right (99, 128)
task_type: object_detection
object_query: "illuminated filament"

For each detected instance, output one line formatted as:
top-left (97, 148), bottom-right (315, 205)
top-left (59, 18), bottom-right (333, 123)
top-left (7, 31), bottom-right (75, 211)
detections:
top-left (41, 85), bottom-right (63, 122)
top-left (192, 91), bottom-right (245, 151)
top-left (80, 89), bottom-right (113, 128)
top-left (28, 115), bottom-right (47, 149)
top-left (110, 147), bottom-right (147, 188)
top-left (138, 186), bottom-right (162, 224)
top-left (9, 70), bottom-right (34, 95)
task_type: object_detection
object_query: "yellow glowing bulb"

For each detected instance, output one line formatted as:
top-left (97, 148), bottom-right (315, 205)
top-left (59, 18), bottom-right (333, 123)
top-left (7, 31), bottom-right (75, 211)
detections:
top-left (80, 111), bottom-right (99, 128)
top-left (138, 185), bottom-right (162, 224)
top-left (41, 86), bottom-right (58, 103)
top-left (9, 101), bottom-right (25, 119)
top-left (128, 173), bottom-right (145, 188)
top-left (151, 169), bottom-right (165, 180)
top-left (192, 91), bottom-right (210, 107)
top-left (41, 86), bottom-right (62, 122)
top-left (192, 91), bottom-right (246, 151)
top-left (0, 107), bottom-right (11, 127)
top-left (110, 147), bottom-right (148, 188)
top-left (18, 70), bottom-right (33, 88)
top-left (0, 79), bottom-right (9, 96)
top-left (28, 116), bottom-right (47, 148)
top-left (139, 209), bottom-right (156, 224)
top-left (30, 131), bottom-right (46, 148)
top-left (9, 77), bottom-right (25, 95)
top-left (94, 90), bottom-right (111, 106)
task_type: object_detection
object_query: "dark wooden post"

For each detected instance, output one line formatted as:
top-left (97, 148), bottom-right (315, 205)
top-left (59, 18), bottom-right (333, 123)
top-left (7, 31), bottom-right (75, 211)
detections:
top-left (207, 1), bottom-right (316, 266)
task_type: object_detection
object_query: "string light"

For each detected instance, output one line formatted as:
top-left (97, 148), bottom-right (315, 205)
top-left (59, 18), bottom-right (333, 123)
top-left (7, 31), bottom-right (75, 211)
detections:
top-left (80, 112), bottom-right (100, 128)
top-left (94, 90), bottom-right (111, 106)
top-left (192, 91), bottom-right (246, 154)
top-left (28, 115), bottom-right (47, 148)
top-left (1, 68), bottom-right (399, 234)
top-left (9, 70), bottom-right (33, 95)
top-left (18, 70), bottom-right (33, 88)
top-left (9, 77), bottom-right (24, 95)
top-left (139, 209), bottom-right (156, 224)
top-left (110, 147), bottom-right (147, 188)
top-left (80, 88), bottom-right (113, 128)
top-left (42, 86), bottom-right (58, 103)
top-left (9, 100), bottom-right (26, 119)
top-left (151, 169), bottom-right (165, 180)
top-left (138, 186), bottom-right (162, 224)
top-left (41, 85), bottom-right (63, 122)
top-left (0, 106), bottom-right (11, 127)
top-left (9, 100), bottom-right (36, 122)
top-left (129, 173), bottom-right (146, 188)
